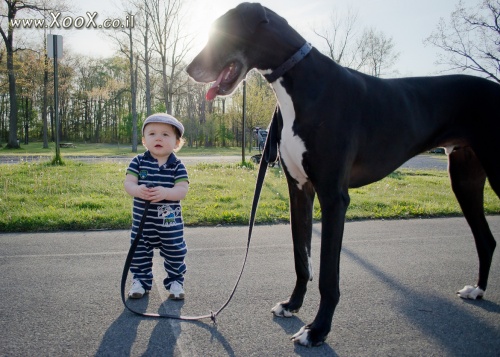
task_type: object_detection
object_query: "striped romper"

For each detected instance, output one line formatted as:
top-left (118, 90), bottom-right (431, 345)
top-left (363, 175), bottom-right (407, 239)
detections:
top-left (126, 151), bottom-right (189, 291)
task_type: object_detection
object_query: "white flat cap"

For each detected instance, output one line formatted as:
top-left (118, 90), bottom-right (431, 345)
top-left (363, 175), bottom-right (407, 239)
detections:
top-left (142, 113), bottom-right (184, 137)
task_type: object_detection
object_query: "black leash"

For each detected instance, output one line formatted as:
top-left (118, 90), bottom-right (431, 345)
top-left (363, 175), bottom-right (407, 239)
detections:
top-left (121, 109), bottom-right (280, 323)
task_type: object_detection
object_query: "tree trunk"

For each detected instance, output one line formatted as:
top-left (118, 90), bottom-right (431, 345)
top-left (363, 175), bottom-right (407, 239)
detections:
top-left (24, 97), bottom-right (29, 145)
top-left (144, 10), bottom-right (152, 116)
top-left (94, 100), bottom-right (101, 143)
top-left (161, 53), bottom-right (169, 113)
top-left (6, 36), bottom-right (19, 148)
top-left (168, 39), bottom-right (177, 115)
top-left (42, 53), bottom-right (49, 148)
top-left (129, 26), bottom-right (138, 153)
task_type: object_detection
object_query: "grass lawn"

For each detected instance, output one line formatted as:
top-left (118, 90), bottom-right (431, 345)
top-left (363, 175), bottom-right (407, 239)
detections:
top-left (1, 160), bottom-right (498, 232)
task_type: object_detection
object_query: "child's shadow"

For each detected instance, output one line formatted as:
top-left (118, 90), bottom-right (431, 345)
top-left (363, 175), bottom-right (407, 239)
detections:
top-left (97, 296), bottom-right (235, 356)
top-left (143, 299), bottom-right (186, 356)
top-left (146, 299), bottom-right (236, 356)
top-left (96, 295), bottom-right (152, 356)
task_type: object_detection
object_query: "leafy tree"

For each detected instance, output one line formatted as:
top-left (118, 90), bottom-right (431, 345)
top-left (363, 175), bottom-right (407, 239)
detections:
top-left (0, 0), bottom-right (66, 148)
top-left (228, 71), bottom-right (276, 150)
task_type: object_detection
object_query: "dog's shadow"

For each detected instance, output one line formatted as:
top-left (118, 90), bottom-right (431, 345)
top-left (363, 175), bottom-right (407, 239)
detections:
top-left (342, 246), bottom-right (500, 354)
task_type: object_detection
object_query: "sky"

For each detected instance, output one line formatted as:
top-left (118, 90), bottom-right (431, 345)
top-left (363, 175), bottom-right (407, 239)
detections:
top-left (33, 0), bottom-right (476, 77)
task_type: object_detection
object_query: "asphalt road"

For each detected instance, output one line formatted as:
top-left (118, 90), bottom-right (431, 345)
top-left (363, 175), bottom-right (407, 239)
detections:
top-left (0, 153), bottom-right (449, 170)
top-left (0, 155), bottom-right (240, 165)
top-left (1, 217), bottom-right (499, 356)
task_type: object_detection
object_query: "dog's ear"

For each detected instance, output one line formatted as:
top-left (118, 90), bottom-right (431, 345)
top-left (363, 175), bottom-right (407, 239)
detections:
top-left (238, 2), bottom-right (269, 33)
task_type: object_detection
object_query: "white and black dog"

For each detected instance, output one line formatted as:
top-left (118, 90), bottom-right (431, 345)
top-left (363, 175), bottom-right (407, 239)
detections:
top-left (187, 2), bottom-right (500, 347)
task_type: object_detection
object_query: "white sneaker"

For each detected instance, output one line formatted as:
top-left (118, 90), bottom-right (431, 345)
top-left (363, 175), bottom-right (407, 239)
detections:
top-left (168, 281), bottom-right (185, 300)
top-left (128, 279), bottom-right (147, 299)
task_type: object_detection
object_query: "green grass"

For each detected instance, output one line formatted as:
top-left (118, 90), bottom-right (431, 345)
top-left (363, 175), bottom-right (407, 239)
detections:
top-left (0, 161), bottom-right (498, 232)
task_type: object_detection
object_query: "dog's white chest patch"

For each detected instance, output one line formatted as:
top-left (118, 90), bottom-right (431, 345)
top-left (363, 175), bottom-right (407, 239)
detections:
top-left (270, 80), bottom-right (309, 189)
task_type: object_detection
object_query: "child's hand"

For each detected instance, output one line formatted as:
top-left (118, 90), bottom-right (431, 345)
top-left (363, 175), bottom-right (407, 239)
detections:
top-left (147, 182), bottom-right (188, 202)
top-left (148, 186), bottom-right (168, 203)
top-left (135, 184), bottom-right (155, 201)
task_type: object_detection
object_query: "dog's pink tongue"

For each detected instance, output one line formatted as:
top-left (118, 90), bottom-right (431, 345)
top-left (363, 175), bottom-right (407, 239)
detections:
top-left (206, 85), bottom-right (219, 101)
top-left (205, 67), bottom-right (230, 101)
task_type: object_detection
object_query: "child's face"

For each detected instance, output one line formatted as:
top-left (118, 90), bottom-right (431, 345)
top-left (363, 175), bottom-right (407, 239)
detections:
top-left (142, 122), bottom-right (180, 157)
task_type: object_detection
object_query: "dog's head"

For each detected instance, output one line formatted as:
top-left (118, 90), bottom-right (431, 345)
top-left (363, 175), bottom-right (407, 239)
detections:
top-left (186, 2), bottom-right (304, 101)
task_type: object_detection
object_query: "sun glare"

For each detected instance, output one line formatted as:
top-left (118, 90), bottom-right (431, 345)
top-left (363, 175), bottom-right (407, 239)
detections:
top-left (187, 0), bottom-right (236, 52)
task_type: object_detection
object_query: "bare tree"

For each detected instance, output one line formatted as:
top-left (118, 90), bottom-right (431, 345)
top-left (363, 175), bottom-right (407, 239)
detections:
top-left (426, 0), bottom-right (500, 83)
top-left (166, 14), bottom-right (192, 115)
top-left (359, 28), bottom-right (400, 77)
top-left (145, 0), bottom-right (178, 114)
top-left (313, 7), bottom-right (361, 68)
top-left (127, 20), bottom-right (139, 152)
top-left (126, 0), bottom-right (152, 117)
top-left (141, 1), bottom-right (152, 116)
top-left (108, 5), bottom-right (140, 152)
top-left (144, 0), bottom-right (191, 114)
top-left (314, 7), bottom-right (399, 77)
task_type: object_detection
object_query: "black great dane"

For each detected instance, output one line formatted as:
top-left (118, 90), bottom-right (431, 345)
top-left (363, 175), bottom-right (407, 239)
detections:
top-left (186, 2), bottom-right (500, 347)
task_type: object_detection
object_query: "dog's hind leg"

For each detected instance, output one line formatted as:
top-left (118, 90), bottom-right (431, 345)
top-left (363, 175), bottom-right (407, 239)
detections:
top-left (271, 179), bottom-right (315, 317)
top-left (448, 147), bottom-right (497, 299)
top-left (475, 145), bottom-right (500, 199)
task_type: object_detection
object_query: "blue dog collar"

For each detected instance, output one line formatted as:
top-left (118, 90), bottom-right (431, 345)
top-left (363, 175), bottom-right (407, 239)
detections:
top-left (264, 42), bottom-right (313, 83)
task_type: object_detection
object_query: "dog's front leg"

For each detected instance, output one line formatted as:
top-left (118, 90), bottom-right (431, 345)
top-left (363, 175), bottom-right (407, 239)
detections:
top-left (292, 186), bottom-right (350, 347)
top-left (272, 179), bottom-right (315, 317)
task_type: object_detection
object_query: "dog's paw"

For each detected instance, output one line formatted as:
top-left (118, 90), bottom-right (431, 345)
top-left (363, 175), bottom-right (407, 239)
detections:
top-left (291, 325), bottom-right (325, 347)
top-left (291, 326), bottom-right (311, 346)
top-left (291, 325), bottom-right (327, 347)
top-left (271, 302), bottom-right (293, 317)
top-left (457, 285), bottom-right (484, 300)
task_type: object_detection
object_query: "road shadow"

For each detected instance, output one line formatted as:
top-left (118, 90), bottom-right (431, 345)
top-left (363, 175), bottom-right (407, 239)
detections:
top-left (342, 247), bottom-right (500, 354)
top-left (97, 295), bottom-right (236, 356)
top-left (143, 299), bottom-right (235, 356)
top-left (142, 299), bottom-right (186, 356)
top-left (460, 297), bottom-right (500, 313)
top-left (96, 295), bottom-right (151, 356)
top-left (272, 314), bottom-right (339, 356)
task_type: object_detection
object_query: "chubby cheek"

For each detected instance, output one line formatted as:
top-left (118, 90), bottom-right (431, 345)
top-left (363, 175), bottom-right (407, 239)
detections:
top-left (142, 138), bottom-right (151, 147)
top-left (142, 137), bottom-right (156, 149)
